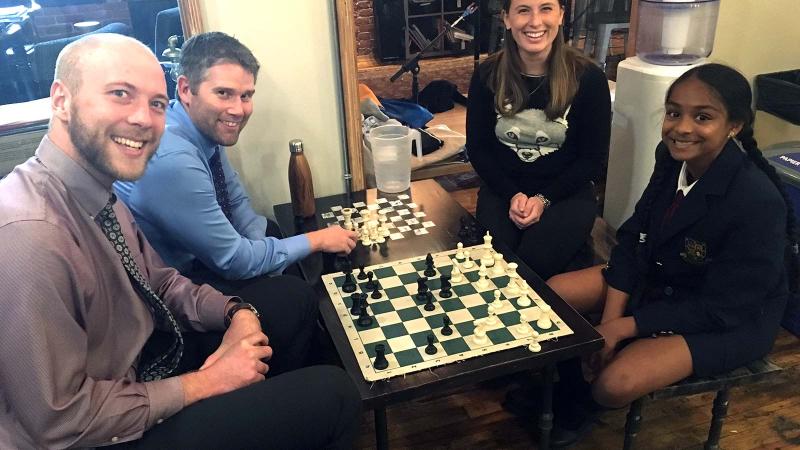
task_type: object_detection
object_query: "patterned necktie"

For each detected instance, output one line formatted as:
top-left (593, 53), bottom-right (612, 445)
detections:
top-left (209, 148), bottom-right (233, 221)
top-left (97, 197), bottom-right (183, 381)
top-left (662, 190), bottom-right (685, 228)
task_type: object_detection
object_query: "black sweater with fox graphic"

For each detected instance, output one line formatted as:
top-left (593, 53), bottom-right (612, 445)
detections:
top-left (466, 60), bottom-right (611, 203)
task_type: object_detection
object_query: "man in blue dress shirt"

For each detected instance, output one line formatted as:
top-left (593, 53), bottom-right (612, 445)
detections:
top-left (116, 32), bottom-right (356, 290)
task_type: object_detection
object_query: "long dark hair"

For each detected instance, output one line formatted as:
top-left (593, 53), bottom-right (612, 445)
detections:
top-left (486, 0), bottom-right (594, 120)
top-left (636, 63), bottom-right (799, 291)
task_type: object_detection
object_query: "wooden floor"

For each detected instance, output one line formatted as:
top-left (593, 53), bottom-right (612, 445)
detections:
top-left (354, 187), bottom-right (800, 450)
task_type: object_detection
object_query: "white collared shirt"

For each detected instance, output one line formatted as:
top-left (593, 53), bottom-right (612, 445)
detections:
top-left (676, 162), bottom-right (698, 197)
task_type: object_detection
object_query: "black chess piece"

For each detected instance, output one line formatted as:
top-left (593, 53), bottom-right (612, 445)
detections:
top-left (357, 265), bottom-right (367, 280)
top-left (341, 272), bottom-right (356, 293)
top-left (373, 344), bottom-right (389, 370)
top-left (350, 292), bottom-right (362, 315)
top-left (424, 253), bottom-right (436, 277)
top-left (357, 304), bottom-right (373, 327)
top-left (365, 271), bottom-right (376, 290)
top-left (441, 316), bottom-right (453, 336)
top-left (425, 334), bottom-right (437, 355)
top-left (424, 291), bottom-right (435, 311)
top-left (439, 275), bottom-right (452, 298)
top-left (370, 282), bottom-right (382, 299)
top-left (415, 277), bottom-right (429, 302)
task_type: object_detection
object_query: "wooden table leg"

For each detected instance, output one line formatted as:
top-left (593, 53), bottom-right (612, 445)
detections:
top-left (375, 406), bottom-right (389, 450)
top-left (538, 364), bottom-right (556, 450)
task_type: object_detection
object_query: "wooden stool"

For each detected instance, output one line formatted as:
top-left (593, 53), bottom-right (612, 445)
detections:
top-left (623, 358), bottom-right (784, 450)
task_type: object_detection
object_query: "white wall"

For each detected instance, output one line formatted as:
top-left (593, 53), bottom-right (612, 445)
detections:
top-left (199, 0), bottom-right (346, 217)
top-left (711, 0), bottom-right (800, 148)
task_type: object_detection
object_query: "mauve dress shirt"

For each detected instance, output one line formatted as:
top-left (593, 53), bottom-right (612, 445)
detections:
top-left (0, 136), bottom-right (232, 449)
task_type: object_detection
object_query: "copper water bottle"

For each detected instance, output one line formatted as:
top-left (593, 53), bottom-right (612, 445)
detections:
top-left (288, 139), bottom-right (316, 218)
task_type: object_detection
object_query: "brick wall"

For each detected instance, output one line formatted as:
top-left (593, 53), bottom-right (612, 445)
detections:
top-left (30, 1), bottom-right (131, 42)
top-left (358, 54), bottom-right (478, 100)
top-left (354, 0), bottom-right (375, 57)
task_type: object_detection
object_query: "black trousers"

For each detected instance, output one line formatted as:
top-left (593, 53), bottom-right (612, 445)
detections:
top-left (476, 183), bottom-right (597, 280)
top-left (116, 275), bottom-right (362, 449)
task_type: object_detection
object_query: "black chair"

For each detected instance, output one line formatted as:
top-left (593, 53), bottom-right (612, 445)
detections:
top-left (28, 22), bottom-right (131, 99)
top-left (127, 0), bottom-right (177, 51)
top-left (154, 6), bottom-right (182, 60)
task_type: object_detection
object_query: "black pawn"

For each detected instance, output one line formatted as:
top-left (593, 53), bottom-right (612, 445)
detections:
top-left (441, 316), bottom-right (453, 336)
top-left (439, 275), bottom-right (452, 298)
top-left (350, 293), bottom-right (362, 315)
top-left (425, 334), bottom-right (437, 355)
top-left (357, 265), bottom-right (367, 280)
top-left (371, 282), bottom-right (382, 299)
top-left (365, 271), bottom-right (376, 290)
top-left (342, 272), bottom-right (356, 293)
top-left (424, 292), bottom-right (435, 311)
top-left (424, 253), bottom-right (436, 277)
top-left (357, 304), bottom-right (373, 327)
top-left (373, 344), bottom-right (389, 370)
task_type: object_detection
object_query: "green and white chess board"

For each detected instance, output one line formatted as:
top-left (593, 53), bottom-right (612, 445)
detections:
top-left (322, 244), bottom-right (574, 381)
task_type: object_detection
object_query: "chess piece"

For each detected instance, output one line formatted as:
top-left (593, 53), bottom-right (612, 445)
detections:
top-left (441, 316), bottom-right (453, 336)
top-left (507, 262), bottom-right (519, 279)
top-left (516, 311), bottom-right (531, 335)
top-left (341, 207), bottom-right (355, 230)
top-left (439, 275), bottom-right (452, 298)
top-left (491, 253), bottom-right (504, 276)
top-left (476, 267), bottom-right (489, 289)
top-left (341, 271), bottom-right (356, 293)
top-left (506, 279), bottom-right (520, 296)
top-left (365, 272), bottom-right (376, 290)
top-left (373, 344), bottom-right (389, 370)
top-left (357, 304), bottom-right (373, 327)
top-left (480, 250), bottom-right (494, 268)
top-left (379, 214), bottom-right (390, 236)
top-left (473, 323), bottom-right (488, 345)
top-left (416, 277), bottom-right (429, 302)
top-left (357, 265), bottom-right (367, 280)
top-left (516, 295), bottom-right (532, 308)
top-left (537, 304), bottom-right (552, 329)
top-left (483, 231), bottom-right (493, 249)
top-left (425, 334), bottom-right (438, 355)
top-left (350, 292), bottom-right (363, 315)
top-left (370, 283), bottom-right (382, 299)
top-left (455, 242), bottom-right (465, 260)
top-left (451, 266), bottom-right (464, 283)
top-left (375, 233), bottom-right (386, 244)
top-left (490, 290), bottom-right (503, 311)
top-left (519, 281), bottom-right (530, 297)
top-left (424, 292), bottom-right (435, 311)
top-left (485, 309), bottom-right (499, 326)
top-left (462, 251), bottom-right (474, 269)
top-left (528, 338), bottom-right (542, 353)
top-left (424, 253), bottom-right (436, 277)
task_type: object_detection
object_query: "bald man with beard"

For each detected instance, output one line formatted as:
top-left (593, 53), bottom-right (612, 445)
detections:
top-left (0, 34), bottom-right (359, 449)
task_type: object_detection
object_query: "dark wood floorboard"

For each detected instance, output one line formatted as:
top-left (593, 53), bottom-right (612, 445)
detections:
top-left (354, 187), bottom-right (800, 449)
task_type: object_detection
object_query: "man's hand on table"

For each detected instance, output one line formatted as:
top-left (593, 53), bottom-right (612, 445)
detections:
top-left (307, 225), bottom-right (357, 254)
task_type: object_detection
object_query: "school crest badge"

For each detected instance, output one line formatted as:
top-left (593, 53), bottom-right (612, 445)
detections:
top-left (681, 238), bottom-right (707, 264)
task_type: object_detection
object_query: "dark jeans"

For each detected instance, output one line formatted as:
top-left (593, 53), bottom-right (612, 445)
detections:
top-left (115, 276), bottom-right (362, 449)
top-left (476, 183), bottom-right (597, 280)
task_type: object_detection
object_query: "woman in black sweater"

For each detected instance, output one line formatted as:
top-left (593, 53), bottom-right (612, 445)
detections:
top-left (466, 0), bottom-right (611, 279)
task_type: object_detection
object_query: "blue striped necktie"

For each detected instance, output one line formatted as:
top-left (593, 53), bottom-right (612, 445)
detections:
top-left (209, 147), bottom-right (233, 221)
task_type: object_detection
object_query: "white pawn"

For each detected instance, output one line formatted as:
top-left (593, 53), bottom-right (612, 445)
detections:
top-left (537, 304), bottom-right (553, 330)
top-left (483, 231), bottom-right (493, 249)
top-left (519, 281), bottom-right (530, 297)
top-left (462, 250), bottom-right (474, 269)
top-left (488, 290), bottom-right (503, 313)
top-left (516, 311), bottom-right (531, 335)
top-left (516, 295), bottom-right (532, 308)
top-left (473, 322), bottom-right (488, 345)
top-left (455, 242), bottom-right (465, 260)
top-left (491, 253), bottom-right (504, 276)
top-left (506, 278), bottom-right (520, 296)
top-left (528, 337), bottom-right (542, 353)
top-left (485, 309), bottom-right (498, 326)
top-left (451, 265), bottom-right (464, 283)
top-left (476, 268), bottom-right (489, 289)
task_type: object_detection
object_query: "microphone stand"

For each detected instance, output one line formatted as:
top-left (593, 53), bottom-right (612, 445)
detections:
top-left (389, 3), bottom-right (478, 103)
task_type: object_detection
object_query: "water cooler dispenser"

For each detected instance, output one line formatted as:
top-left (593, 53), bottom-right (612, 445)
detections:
top-left (603, 0), bottom-right (720, 229)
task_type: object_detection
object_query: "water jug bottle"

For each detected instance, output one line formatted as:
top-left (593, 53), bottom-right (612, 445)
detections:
top-left (288, 139), bottom-right (316, 218)
top-left (368, 125), bottom-right (422, 193)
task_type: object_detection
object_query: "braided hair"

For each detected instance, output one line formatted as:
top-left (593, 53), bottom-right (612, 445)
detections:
top-left (635, 63), bottom-right (800, 292)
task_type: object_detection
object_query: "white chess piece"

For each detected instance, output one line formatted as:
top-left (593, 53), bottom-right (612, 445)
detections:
top-left (506, 279), bottom-right (520, 296)
top-left (462, 251), bottom-right (474, 269)
top-left (451, 265), bottom-right (463, 283)
top-left (516, 295), bottom-right (532, 308)
top-left (480, 251), bottom-right (494, 268)
top-left (473, 322), bottom-right (488, 345)
top-left (491, 253), bottom-right (504, 276)
top-left (506, 262), bottom-right (519, 279)
top-left (528, 337), bottom-right (542, 353)
top-left (516, 311), bottom-right (531, 335)
top-left (455, 242), bottom-right (465, 260)
top-left (476, 270), bottom-right (489, 289)
top-left (485, 310), bottom-right (498, 326)
top-left (519, 281), bottom-right (529, 297)
top-left (483, 231), bottom-right (493, 249)
top-left (379, 215), bottom-right (390, 236)
top-left (537, 304), bottom-right (552, 329)
top-left (341, 207), bottom-right (354, 230)
top-left (492, 290), bottom-right (503, 308)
